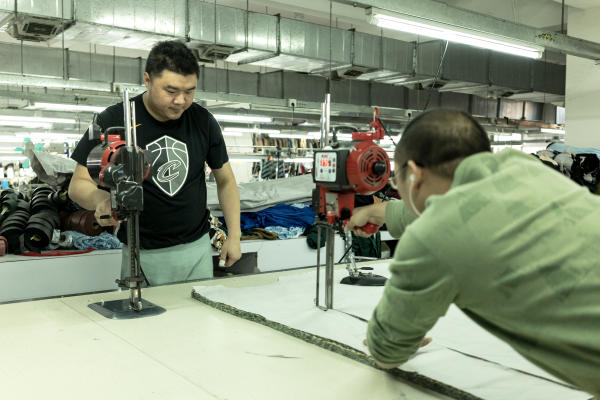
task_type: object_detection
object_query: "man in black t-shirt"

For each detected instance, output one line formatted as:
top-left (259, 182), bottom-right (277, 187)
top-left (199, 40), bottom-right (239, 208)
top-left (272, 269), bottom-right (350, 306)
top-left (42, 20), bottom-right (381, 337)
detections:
top-left (69, 41), bottom-right (241, 285)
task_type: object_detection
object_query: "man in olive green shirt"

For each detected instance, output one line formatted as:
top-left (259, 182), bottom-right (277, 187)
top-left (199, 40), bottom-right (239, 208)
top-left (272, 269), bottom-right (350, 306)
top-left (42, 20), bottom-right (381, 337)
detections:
top-left (346, 110), bottom-right (600, 396)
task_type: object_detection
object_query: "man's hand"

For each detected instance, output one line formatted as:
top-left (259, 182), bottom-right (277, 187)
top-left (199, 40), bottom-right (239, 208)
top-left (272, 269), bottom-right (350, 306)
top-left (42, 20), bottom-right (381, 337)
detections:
top-left (363, 337), bottom-right (432, 369)
top-left (344, 204), bottom-right (386, 238)
top-left (94, 197), bottom-right (119, 227)
top-left (219, 237), bottom-right (241, 267)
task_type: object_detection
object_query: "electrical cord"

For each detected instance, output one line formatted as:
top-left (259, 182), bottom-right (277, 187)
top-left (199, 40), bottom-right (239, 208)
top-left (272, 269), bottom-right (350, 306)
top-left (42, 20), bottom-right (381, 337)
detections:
top-left (423, 40), bottom-right (449, 111)
top-left (376, 116), bottom-right (398, 147)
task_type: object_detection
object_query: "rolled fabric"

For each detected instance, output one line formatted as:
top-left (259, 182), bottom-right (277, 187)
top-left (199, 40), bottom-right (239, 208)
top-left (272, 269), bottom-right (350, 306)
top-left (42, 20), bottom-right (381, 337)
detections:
top-left (64, 210), bottom-right (107, 236)
top-left (0, 235), bottom-right (7, 256)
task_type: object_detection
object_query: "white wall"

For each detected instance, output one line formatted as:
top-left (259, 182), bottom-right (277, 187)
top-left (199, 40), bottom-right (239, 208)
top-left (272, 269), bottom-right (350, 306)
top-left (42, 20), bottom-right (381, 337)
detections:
top-left (565, 6), bottom-right (600, 148)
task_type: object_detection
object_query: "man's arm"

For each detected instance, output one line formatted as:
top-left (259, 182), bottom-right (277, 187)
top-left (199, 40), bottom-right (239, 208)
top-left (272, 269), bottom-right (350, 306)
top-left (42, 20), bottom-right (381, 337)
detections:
top-left (212, 162), bottom-right (241, 267)
top-left (367, 232), bottom-right (456, 366)
top-left (68, 164), bottom-right (118, 226)
top-left (345, 199), bottom-right (415, 238)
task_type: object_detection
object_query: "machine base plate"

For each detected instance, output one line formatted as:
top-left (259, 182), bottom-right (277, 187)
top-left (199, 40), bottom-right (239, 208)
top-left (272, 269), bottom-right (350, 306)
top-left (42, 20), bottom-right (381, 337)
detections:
top-left (89, 298), bottom-right (166, 319)
top-left (340, 274), bottom-right (387, 286)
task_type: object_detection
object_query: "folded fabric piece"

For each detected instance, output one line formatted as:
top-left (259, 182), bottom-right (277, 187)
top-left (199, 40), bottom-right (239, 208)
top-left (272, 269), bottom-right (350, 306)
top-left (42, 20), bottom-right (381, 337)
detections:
top-left (239, 203), bottom-right (315, 230)
top-left (547, 142), bottom-right (600, 159)
top-left (241, 228), bottom-right (278, 241)
top-left (208, 212), bottom-right (227, 251)
top-left (265, 226), bottom-right (305, 240)
top-left (207, 175), bottom-right (314, 214)
top-left (554, 152), bottom-right (574, 177)
top-left (65, 230), bottom-right (123, 250)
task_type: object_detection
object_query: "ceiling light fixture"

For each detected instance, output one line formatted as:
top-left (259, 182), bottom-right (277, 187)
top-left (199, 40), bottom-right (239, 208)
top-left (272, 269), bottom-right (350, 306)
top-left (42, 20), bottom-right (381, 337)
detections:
top-left (0, 156), bottom-right (27, 162)
top-left (223, 127), bottom-right (281, 135)
top-left (540, 128), bottom-right (565, 134)
top-left (283, 157), bottom-right (314, 163)
top-left (0, 121), bottom-right (53, 129)
top-left (368, 8), bottom-right (543, 59)
top-left (213, 114), bottom-right (272, 123)
top-left (0, 116), bottom-right (77, 124)
top-left (269, 133), bottom-right (308, 139)
top-left (27, 102), bottom-right (107, 113)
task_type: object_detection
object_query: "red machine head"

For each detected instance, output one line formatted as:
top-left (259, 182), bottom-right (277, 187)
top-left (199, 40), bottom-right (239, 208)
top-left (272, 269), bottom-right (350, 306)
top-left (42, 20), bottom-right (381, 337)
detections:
top-left (313, 108), bottom-right (391, 227)
top-left (346, 141), bottom-right (390, 195)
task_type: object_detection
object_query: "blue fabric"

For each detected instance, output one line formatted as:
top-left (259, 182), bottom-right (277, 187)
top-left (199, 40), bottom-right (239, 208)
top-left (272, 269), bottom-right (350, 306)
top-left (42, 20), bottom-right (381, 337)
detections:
top-left (66, 230), bottom-right (123, 250)
top-left (547, 143), bottom-right (600, 159)
top-left (238, 203), bottom-right (315, 230)
top-left (265, 226), bottom-right (306, 239)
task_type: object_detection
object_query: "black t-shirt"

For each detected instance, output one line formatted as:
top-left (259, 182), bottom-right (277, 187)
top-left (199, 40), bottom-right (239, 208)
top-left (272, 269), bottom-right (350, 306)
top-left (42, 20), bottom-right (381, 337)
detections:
top-left (71, 93), bottom-right (228, 249)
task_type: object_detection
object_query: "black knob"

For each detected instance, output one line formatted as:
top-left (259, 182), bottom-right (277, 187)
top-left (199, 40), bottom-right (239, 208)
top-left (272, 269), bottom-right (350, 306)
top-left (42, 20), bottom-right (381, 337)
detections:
top-left (340, 207), bottom-right (352, 220)
top-left (372, 161), bottom-right (386, 176)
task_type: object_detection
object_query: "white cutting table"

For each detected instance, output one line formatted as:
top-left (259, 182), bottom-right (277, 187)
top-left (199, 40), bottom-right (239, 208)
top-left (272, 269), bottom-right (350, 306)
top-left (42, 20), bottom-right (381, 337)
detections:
top-left (0, 269), bottom-right (446, 400)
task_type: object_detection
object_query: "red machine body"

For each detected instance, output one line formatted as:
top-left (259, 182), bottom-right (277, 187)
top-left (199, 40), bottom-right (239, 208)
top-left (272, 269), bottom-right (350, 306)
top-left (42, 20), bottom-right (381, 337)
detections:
top-left (86, 133), bottom-right (151, 221)
top-left (313, 108), bottom-right (391, 228)
top-left (88, 137), bottom-right (150, 190)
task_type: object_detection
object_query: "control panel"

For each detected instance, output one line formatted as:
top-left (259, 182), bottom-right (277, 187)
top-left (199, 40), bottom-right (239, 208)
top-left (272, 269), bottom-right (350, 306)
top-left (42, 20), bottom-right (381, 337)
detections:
top-left (314, 152), bottom-right (338, 183)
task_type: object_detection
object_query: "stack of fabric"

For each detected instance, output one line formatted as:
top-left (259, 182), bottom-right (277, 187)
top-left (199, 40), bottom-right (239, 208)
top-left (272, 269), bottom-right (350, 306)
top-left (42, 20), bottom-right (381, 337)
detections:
top-left (239, 203), bottom-right (315, 240)
top-left (217, 203), bottom-right (315, 242)
top-left (535, 143), bottom-right (600, 194)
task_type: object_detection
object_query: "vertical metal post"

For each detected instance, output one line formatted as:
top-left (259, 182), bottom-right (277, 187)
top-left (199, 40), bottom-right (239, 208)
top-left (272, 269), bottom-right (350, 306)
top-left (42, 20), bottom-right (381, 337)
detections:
top-left (123, 92), bottom-right (141, 311)
top-left (320, 102), bottom-right (326, 146)
top-left (324, 93), bottom-right (331, 146)
top-left (123, 90), bottom-right (132, 146)
top-left (315, 224), bottom-right (321, 307)
top-left (324, 227), bottom-right (334, 309)
top-left (131, 104), bottom-right (138, 148)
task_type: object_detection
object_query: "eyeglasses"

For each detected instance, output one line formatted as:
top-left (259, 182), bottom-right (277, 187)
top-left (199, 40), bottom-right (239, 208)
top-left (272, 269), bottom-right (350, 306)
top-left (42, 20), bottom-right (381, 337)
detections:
top-left (388, 162), bottom-right (407, 191)
top-left (389, 161), bottom-right (423, 191)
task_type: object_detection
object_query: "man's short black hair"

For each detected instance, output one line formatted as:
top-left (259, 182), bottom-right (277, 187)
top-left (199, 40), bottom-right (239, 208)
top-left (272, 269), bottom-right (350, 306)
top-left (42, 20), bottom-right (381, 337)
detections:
top-left (145, 40), bottom-right (199, 78)
top-left (395, 109), bottom-right (491, 179)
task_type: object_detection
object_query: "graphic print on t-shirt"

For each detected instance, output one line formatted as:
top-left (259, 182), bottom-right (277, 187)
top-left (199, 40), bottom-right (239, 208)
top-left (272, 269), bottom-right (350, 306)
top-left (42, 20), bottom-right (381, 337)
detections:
top-left (146, 135), bottom-right (189, 197)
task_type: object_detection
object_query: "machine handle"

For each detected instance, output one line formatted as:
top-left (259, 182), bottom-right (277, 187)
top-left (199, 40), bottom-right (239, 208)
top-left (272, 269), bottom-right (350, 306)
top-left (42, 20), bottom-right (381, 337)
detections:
top-left (99, 212), bottom-right (119, 221)
top-left (358, 222), bottom-right (380, 234)
top-left (343, 220), bottom-right (380, 235)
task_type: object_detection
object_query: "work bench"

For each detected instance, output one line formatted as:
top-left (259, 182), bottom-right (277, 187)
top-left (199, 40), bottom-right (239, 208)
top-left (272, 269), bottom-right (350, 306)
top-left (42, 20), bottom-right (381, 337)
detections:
top-left (0, 234), bottom-right (349, 303)
top-left (0, 269), bottom-right (445, 400)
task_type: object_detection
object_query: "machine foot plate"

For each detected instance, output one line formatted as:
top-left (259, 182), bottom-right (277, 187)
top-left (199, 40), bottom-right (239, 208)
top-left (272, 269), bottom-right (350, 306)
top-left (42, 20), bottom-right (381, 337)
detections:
top-left (89, 299), bottom-right (166, 319)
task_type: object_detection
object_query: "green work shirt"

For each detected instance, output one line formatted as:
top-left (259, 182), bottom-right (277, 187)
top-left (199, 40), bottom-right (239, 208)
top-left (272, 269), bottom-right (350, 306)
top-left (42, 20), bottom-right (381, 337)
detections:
top-left (367, 149), bottom-right (600, 396)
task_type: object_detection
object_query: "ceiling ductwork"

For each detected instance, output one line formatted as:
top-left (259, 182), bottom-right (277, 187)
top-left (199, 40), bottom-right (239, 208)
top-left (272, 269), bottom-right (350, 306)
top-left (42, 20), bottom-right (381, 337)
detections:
top-left (4, 14), bottom-right (73, 42)
top-left (0, 0), bottom-right (568, 122)
top-left (191, 44), bottom-right (237, 63)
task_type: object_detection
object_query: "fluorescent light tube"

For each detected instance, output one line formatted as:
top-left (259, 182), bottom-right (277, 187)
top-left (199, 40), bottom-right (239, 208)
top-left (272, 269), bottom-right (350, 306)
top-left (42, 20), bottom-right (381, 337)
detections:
top-left (283, 157), bottom-right (314, 163)
top-left (27, 102), bottom-right (107, 113)
top-left (213, 114), bottom-right (272, 123)
top-left (0, 137), bottom-right (22, 143)
top-left (223, 127), bottom-right (281, 135)
top-left (540, 128), bottom-right (565, 134)
top-left (20, 133), bottom-right (82, 141)
top-left (0, 116), bottom-right (76, 124)
top-left (368, 9), bottom-right (543, 59)
top-left (229, 158), bottom-right (262, 163)
top-left (269, 133), bottom-right (308, 139)
top-left (0, 121), bottom-right (52, 129)
top-left (0, 156), bottom-right (27, 161)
